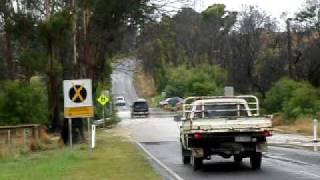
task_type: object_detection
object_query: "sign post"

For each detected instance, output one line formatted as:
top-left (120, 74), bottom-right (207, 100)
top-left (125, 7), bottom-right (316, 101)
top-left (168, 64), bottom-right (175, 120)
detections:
top-left (313, 119), bottom-right (318, 142)
top-left (87, 118), bottom-right (91, 152)
top-left (68, 118), bottom-right (72, 149)
top-left (91, 124), bottom-right (96, 148)
top-left (97, 93), bottom-right (109, 127)
top-left (63, 79), bottom-right (94, 149)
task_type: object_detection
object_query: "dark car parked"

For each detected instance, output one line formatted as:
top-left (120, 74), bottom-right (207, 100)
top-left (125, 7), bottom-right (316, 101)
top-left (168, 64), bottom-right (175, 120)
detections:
top-left (131, 98), bottom-right (149, 118)
top-left (159, 97), bottom-right (183, 107)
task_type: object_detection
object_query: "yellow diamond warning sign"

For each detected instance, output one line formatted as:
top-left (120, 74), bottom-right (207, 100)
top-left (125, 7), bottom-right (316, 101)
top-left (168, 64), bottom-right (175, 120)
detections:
top-left (97, 95), bottom-right (109, 106)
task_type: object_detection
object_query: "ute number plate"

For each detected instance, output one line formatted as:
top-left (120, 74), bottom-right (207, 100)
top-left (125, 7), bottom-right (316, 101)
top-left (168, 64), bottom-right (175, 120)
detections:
top-left (235, 136), bottom-right (252, 142)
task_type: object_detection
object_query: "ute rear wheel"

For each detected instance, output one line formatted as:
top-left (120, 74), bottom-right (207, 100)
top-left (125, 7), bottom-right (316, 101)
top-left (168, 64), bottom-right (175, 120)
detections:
top-left (250, 152), bottom-right (262, 170)
top-left (181, 147), bottom-right (191, 164)
top-left (183, 155), bottom-right (191, 164)
top-left (191, 156), bottom-right (203, 171)
top-left (234, 155), bottom-right (243, 165)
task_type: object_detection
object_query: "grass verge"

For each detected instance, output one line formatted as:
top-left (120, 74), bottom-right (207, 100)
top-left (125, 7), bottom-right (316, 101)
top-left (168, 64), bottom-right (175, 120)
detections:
top-left (273, 116), bottom-right (320, 136)
top-left (0, 130), bottom-right (160, 180)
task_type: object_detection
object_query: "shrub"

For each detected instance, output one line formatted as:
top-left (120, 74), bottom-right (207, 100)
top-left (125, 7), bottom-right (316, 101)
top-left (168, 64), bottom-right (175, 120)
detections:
top-left (0, 80), bottom-right (48, 125)
top-left (264, 78), bottom-right (320, 119)
top-left (283, 85), bottom-right (320, 119)
top-left (264, 78), bottom-right (301, 113)
top-left (164, 65), bottom-right (227, 97)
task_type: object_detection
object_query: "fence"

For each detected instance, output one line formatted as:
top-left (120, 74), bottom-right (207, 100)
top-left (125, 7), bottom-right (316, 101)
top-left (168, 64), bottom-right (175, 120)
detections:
top-left (0, 124), bottom-right (41, 155)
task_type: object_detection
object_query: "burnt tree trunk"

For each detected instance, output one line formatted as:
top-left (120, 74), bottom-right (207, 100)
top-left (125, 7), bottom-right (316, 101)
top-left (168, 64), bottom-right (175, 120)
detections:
top-left (4, 30), bottom-right (14, 80)
top-left (47, 41), bottom-right (61, 132)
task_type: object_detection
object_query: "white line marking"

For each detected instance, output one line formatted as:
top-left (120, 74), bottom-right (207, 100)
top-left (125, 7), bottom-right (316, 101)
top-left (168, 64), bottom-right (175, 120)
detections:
top-left (137, 142), bottom-right (184, 180)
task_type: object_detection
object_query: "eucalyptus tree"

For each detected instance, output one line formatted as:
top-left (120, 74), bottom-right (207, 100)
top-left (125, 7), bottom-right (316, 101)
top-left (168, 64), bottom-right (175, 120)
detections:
top-left (229, 6), bottom-right (278, 95)
top-left (292, 0), bottom-right (320, 86)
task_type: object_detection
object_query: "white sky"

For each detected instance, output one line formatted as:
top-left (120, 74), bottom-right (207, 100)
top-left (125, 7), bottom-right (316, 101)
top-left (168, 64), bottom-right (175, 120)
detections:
top-left (198, 0), bottom-right (307, 19)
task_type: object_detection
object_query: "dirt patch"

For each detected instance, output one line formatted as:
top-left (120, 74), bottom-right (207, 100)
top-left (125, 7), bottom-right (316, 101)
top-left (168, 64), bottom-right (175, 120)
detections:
top-left (105, 124), bottom-right (134, 142)
top-left (133, 66), bottom-right (157, 98)
top-left (273, 117), bottom-right (319, 136)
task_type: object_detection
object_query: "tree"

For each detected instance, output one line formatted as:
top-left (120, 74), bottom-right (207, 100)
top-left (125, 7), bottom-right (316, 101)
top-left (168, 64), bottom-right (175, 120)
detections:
top-left (228, 6), bottom-right (277, 95)
top-left (291, 0), bottom-right (320, 86)
top-left (0, 0), bottom-right (15, 79)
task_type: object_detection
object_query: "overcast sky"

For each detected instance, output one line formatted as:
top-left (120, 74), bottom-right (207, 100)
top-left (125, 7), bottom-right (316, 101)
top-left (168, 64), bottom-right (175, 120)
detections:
top-left (197, 0), bottom-right (307, 19)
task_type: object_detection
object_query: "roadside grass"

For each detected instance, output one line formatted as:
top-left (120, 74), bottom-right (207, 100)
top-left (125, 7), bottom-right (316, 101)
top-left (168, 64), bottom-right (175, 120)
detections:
top-left (0, 131), bottom-right (160, 180)
top-left (273, 116), bottom-right (320, 136)
top-left (0, 146), bottom-right (84, 180)
top-left (64, 132), bottom-right (160, 180)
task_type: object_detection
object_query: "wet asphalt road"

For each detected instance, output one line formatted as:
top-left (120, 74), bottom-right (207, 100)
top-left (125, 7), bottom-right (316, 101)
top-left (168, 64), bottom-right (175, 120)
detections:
top-left (112, 59), bottom-right (320, 180)
top-left (141, 140), bottom-right (320, 180)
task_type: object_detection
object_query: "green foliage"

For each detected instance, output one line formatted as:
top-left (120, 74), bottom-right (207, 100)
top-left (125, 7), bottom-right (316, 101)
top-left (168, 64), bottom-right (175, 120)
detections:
top-left (0, 80), bottom-right (48, 125)
top-left (264, 78), bottom-right (301, 113)
top-left (264, 78), bottom-right (320, 119)
top-left (18, 49), bottom-right (47, 76)
top-left (164, 65), bottom-right (227, 97)
top-left (283, 85), bottom-right (320, 119)
top-left (38, 10), bottom-right (72, 46)
top-left (202, 4), bottom-right (226, 20)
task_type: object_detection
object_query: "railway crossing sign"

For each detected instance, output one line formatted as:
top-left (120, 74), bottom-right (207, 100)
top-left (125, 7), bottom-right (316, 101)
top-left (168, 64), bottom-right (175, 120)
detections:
top-left (63, 79), bottom-right (93, 118)
top-left (97, 95), bottom-right (109, 106)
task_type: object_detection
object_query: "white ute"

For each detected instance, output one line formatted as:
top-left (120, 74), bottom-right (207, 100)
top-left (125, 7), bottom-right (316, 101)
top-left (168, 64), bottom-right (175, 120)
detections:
top-left (180, 96), bottom-right (272, 170)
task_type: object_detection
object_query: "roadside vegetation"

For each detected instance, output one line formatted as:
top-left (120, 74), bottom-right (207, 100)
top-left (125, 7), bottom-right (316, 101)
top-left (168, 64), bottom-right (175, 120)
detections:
top-left (0, 131), bottom-right (159, 180)
top-left (162, 65), bottom-right (227, 97)
top-left (265, 78), bottom-right (320, 120)
top-left (0, 0), bottom-right (155, 138)
top-left (137, 1), bottom-right (320, 132)
top-left (0, 80), bottom-right (48, 125)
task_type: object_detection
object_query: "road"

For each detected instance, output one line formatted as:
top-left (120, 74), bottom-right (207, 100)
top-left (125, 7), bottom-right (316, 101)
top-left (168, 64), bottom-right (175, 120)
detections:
top-left (112, 59), bottom-right (138, 105)
top-left (111, 59), bottom-right (320, 180)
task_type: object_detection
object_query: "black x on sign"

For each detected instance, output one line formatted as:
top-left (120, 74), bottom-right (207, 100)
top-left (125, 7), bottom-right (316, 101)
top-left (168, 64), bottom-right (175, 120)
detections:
top-left (69, 84), bottom-right (87, 103)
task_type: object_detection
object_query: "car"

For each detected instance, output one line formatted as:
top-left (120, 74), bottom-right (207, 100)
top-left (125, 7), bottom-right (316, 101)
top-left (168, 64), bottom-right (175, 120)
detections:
top-left (159, 97), bottom-right (183, 107)
top-left (115, 96), bottom-right (126, 106)
top-left (131, 98), bottom-right (149, 117)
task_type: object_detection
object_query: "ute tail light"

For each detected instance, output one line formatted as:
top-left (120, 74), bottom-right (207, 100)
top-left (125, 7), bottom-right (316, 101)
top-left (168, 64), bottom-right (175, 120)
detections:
top-left (261, 130), bottom-right (272, 137)
top-left (194, 133), bottom-right (202, 140)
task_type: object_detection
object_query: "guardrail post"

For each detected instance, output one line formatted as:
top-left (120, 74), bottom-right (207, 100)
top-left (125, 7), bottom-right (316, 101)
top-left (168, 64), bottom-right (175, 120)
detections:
top-left (23, 129), bottom-right (27, 149)
top-left (7, 130), bottom-right (11, 146)
top-left (313, 119), bottom-right (318, 142)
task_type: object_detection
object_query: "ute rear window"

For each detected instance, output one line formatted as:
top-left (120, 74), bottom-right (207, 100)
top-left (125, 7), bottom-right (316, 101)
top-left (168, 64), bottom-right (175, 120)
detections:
top-left (193, 104), bottom-right (248, 118)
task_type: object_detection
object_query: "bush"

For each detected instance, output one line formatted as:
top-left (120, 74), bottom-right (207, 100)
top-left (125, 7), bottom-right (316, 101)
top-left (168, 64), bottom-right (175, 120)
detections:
top-left (264, 78), bottom-right (301, 113)
top-left (264, 78), bottom-right (320, 119)
top-left (283, 86), bottom-right (320, 118)
top-left (164, 65), bottom-right (227, 97)
top-left (0, 80), bottom-right (48, 125)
